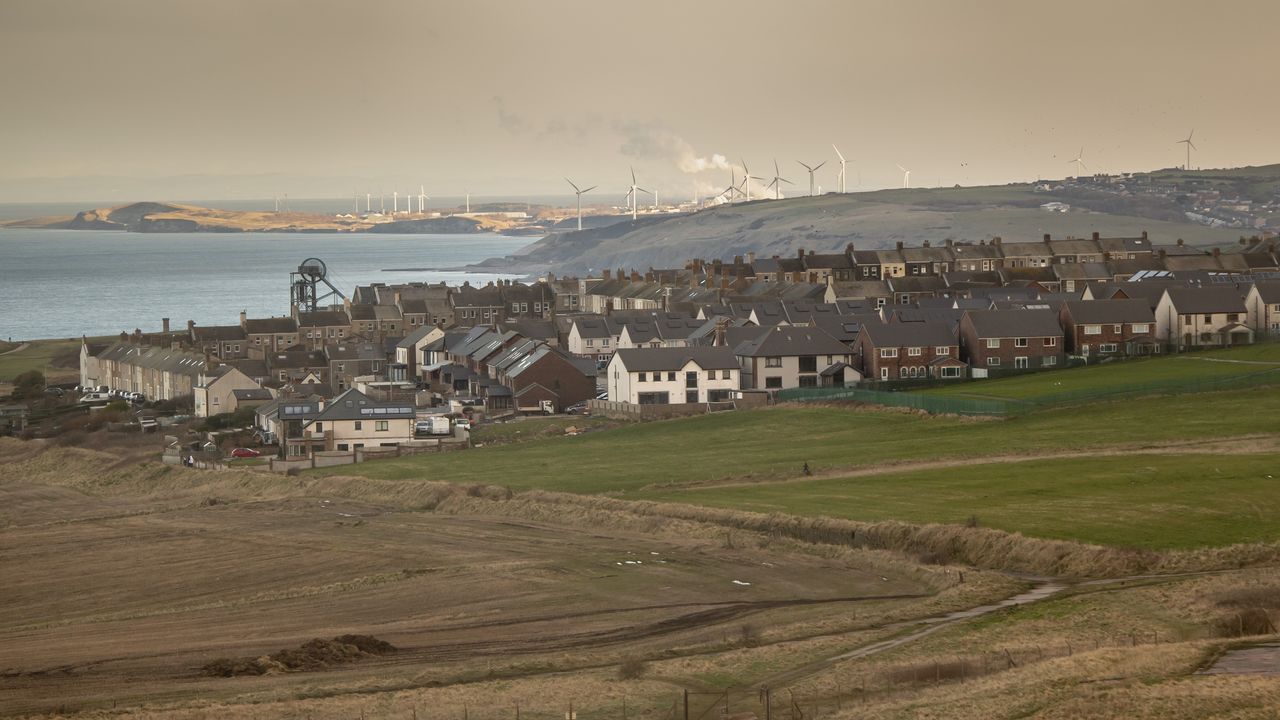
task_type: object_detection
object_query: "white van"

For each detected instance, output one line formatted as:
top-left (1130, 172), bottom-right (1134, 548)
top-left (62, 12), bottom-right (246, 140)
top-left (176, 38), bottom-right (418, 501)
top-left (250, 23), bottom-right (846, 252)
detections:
top-left (79, 392), bottom-right (112, 405)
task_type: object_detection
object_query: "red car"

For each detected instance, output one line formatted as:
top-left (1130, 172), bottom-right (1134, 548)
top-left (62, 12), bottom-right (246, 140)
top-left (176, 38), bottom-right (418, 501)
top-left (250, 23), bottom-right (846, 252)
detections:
top-left (230, 448), bottom-right (261, 458)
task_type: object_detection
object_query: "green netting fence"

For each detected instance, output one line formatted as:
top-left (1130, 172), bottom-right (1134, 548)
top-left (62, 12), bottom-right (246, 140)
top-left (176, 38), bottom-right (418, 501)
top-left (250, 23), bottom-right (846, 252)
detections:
top-left (776, 367), bottom-right (1280, 417)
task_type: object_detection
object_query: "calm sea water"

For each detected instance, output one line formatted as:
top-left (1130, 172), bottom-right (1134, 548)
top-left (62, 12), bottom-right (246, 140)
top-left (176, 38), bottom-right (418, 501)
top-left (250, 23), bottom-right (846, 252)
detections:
top-left (0, 229), bottom-right (533, 341)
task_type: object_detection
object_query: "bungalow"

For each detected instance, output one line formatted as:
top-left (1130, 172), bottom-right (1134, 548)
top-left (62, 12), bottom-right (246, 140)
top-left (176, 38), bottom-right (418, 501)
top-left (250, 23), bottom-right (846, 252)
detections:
top-left (959, 309), bottom-right (1065, 372)
top-left (1058, 299), bottom-right (1159, 357)
top-left (734, 325), bottom-right (856, 390)
top-left (1154, 287), bottom-right (1253, 350)
top-left (607, 347), bottom-right (740, 405)
top-left (856, 320), bottom-right (965, 381)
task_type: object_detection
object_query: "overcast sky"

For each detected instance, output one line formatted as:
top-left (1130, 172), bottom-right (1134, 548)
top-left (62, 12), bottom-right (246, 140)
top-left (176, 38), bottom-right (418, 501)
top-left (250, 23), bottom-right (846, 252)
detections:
top-left (2, 0), bottom-right (1277, 202)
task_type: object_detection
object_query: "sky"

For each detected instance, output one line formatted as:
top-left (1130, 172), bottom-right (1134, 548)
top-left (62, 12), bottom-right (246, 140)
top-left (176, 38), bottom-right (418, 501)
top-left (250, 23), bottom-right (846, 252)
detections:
top-left (1, 0), bottom-right (1278, 203)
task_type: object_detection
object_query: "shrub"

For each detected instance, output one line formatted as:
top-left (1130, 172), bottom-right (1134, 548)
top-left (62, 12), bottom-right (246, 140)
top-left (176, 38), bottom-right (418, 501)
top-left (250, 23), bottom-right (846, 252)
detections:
top-left (740, 623), bottom-right (761, 648)
top-left (1215, 608), bottom-right (1277, 637)
top-left (617, 657), bottom-right (648, 679)
top-left (56, 431), bottom-right (87, 447)
top-left (1214, 586), bottom-right (1280, 610)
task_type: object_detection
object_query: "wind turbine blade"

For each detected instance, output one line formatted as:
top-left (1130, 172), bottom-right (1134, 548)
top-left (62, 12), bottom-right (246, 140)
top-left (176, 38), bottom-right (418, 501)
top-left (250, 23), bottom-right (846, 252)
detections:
top-left (813, 161), bottom-right (826, 171)
top-left (897, 164), bottom-right (906, 173)
top-left (583, 185), bottom-right (597, 194)
top-left (636, 186), bottom-right (650, 193)
top-left (780, 178), bottom-right (793, 184)
top-left (1188, 141), bottom-right (1197, 151)
top-left (797, 161), bottom-right (811, 171)
top-left (631, 166), bottom-right (636, 184)
top-left (832, 144), bottom-right (845, 162)
top-left (565, 177), bottom-right (580, 193)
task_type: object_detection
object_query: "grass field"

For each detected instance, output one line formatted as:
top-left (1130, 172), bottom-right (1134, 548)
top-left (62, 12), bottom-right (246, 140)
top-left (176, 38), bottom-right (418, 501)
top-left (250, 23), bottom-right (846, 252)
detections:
top-left (927, 344), bottom-right (1280, 402)
top-left (0, 338), bottom-right (83, 382)
top-left (641, 453), bottom-right (1280, 550)
top-left (330, 384), bottom-right (1280, 497)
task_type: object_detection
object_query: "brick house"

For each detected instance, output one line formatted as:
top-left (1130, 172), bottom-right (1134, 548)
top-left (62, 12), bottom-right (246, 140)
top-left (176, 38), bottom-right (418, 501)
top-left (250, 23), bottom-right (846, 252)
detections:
top-left (1058, 299), bottom-right (1159, 357)
top-left (856, 320), bottom-right (965, 381)
top-left (959, 309), bottom-right (1065, 372)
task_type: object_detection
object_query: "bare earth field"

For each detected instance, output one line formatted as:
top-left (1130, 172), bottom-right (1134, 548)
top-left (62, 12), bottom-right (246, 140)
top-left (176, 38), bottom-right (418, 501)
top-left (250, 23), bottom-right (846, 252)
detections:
top-left (3, 393), bottom-right (1280, 720)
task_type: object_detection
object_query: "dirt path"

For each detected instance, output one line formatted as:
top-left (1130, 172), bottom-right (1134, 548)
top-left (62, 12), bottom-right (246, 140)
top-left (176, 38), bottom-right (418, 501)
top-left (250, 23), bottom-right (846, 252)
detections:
top-left (1174, 356), bottom-right (1280, 366)
top-left (0, 342), bottom-right (30, 356)
top-left (646, 434), bottom-right (1280, 493)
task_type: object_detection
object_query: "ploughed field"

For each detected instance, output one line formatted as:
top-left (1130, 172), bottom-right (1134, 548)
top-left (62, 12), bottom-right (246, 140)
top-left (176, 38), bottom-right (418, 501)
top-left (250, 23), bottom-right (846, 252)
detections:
top-left (0, 460), bottom-right (930, 716)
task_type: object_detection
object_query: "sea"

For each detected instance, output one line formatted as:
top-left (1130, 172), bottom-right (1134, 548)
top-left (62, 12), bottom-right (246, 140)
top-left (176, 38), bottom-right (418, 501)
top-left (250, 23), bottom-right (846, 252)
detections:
top-left (0, 227), bottom-right (533, 341)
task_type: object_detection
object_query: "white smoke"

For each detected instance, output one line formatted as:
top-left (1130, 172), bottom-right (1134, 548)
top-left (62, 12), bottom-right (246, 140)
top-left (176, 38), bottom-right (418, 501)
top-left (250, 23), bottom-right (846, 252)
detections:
top-left (617, 121), bottom-right (729, 176)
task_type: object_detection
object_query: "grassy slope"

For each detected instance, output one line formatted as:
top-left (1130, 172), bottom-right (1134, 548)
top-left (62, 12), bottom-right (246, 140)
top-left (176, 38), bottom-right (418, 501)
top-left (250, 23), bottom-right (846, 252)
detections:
top-left (642, 454), bottom-right (1280, 550)
top-left (333, 384), bottom-right (1280, 493)
top-left (927, 345), bottom-right (1280, 401)
top-left (0, 338), bottom-right (82, 382)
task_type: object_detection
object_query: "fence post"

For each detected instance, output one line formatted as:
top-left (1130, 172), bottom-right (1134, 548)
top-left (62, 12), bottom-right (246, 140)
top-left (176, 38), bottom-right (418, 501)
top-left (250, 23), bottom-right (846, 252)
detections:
top-left (683, 690), bottom-right (689, 720)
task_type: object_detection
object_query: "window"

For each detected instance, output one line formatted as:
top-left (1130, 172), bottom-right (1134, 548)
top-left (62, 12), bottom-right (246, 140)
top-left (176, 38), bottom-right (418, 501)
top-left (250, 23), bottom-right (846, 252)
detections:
top-left (337, 443), bottom-right (349, 451)
top-left (826, 355), bottom-right (833, 365)
top-left (798, 375), bottom-right (818, 387)
top-left (1132, 323), bottom-right (1150, 334)
top-left (586, 339), bottom-right (594, 347)
top-left (512, 303), bottom-right (520, 313)
top-left (1183, 316), bottom-right (1192, 326)
top-left (667, 372), bottom-right (676, 382)
top-left (1203, 314), bottom-right (1212, 323)
top-left (314, 422), bottom-right (323, 432)
top-left (1084, 325), bottom-right (1102, 335)
top-left (1227, 313), bottom-right (1240, 323)
top-left (765, 356), bottom-right (783, 367)
top-left (637, 372), bottom-right (646, 382)
top-left (375, 420), bottom-right (388, 432)
top-left (986, 338), bottom-right (1000, 349)
top-left (899, 366), bottom-right (909, 378)
top-left (799, 356), bottom-right (817, 373)
top-left (638, 392), bottom-right (669, 405)
top-left (941, 366), bottom-right (962, 378)
top-left (1043, 355), bottom-right (1058, 366)
top-left (986, 357), bottom-right (1000, 366)
top-left (602, 339), bottom-right (610, 347)
top-left (722, 369), bottom-right (732, 379)
top-left (708, 389), bottom-right (732, 402)
top-left (908, 347), bottom-right (922, 356)
top-left (1014, 357), bottom-right (1029, 369)
top-left (879, 367), bottom-right (889, 380)
top-left (354, 421), bottom-right (362, 430)
top-left (1099, 343), bottom-right (1118, 353)
top-left (1113, 324), bottom-right (1122, 333)
top-left (1014, 338), bottom-right (1028, 347)
top-left (1044, 337), bottom-right (1057, 347)
top-left (880, 348), bottom-right (898, 358)
top-left (707, 370), bottom-right (715, 380)
top-left (765, 377), bottom-right (783, 388)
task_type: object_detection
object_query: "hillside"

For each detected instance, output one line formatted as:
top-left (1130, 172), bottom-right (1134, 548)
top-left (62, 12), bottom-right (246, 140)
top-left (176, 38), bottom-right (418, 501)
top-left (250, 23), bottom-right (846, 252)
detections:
top-left (501, 169), bottom-right (1279, 274)
top-left (1, 201), bottom-right (514, 234)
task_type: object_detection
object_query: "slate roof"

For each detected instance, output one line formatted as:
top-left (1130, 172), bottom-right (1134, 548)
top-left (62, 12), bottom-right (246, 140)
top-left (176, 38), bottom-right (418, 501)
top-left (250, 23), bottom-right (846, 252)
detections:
top-left (191, 324), bottom-right (247, 341)
top-left (1062, 299), bottom-right (1156, 324)
top-left (613, 347), bottom-right (740, 372)
top-left (733, 325), bottom-right (851, 358)
top-left (1162, 287), bottom-right (1248, 314)
top-left (308, 388), bottom-right (415, 423)
top-left (963, 309), bottom-right (1064, 338)
top-left (862, 320), bottom-right (958, 348)
top-left (243, 317), bottom-right (298, 334)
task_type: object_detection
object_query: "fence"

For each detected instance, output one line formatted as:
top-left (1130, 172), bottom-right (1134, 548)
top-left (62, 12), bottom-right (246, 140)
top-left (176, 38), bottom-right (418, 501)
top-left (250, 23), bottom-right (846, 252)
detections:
top-left (266, 439), bottom-right (468, 472)
top-left (778, 366), bottom-right (1280, 417)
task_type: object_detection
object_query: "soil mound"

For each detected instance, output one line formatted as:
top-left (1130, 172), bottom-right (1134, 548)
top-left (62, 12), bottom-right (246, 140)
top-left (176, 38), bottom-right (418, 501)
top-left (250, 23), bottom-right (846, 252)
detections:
top-left (202, 634), bottom-right (397, 677)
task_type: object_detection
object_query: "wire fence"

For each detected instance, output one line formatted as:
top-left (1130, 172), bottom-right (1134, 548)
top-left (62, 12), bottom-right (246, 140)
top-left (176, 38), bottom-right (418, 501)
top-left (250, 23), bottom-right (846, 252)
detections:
top-left (777, 366), bottom-right (1280, 416)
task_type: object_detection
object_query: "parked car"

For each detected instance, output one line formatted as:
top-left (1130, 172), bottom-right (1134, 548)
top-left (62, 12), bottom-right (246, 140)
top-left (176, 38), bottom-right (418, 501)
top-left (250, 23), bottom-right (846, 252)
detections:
top-left (454, 418), bottom-right (471, 431)
top-left (79, 392), bottom-right (111, 405)
top-left (44, 387), bottom-right (65, 397)
top-left (565, 401), bottom-right (589, 415)
top-left (230, 447), bottom-right (261, 458)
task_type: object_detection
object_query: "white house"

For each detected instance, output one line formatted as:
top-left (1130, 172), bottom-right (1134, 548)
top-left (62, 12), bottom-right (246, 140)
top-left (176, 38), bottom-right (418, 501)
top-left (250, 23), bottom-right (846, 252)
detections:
top-left (733, 324), bottom-right (857, 390)
top-left (1245, 281), bottom-right (1280, 338)
top-left (607, 347), bottom-right (740, 405)
top-left (1154, 287), bottom-right (1253, 350)
top-left (193, 365), bottom-right (265, 418)
top-left (301, 388), bottom-right (416, 452)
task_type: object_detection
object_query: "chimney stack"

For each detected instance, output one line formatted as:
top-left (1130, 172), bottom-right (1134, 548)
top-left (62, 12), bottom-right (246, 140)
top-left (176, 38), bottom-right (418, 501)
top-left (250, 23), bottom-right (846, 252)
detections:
top-left (162, 318), bottom-right (170, 334)
top-left (1177, 238), bottom-right (1184, 246)
top-left (1213, 247), bottom-right (1221, 258)
top-left (923, 240), bottom-right (930, 248)
top-left (1043, 233), bottom-right (1051, 242)
top-left (746, 251), bottom-right (756, 264)
top-left (187, 319), bottom-right (195, 335)
top-left (713, 317), bottom-right (729, 347)
top-left (1141, 231), bottom-right (1148, 240)
top-left (993, 236), bottom-right (1002, 245)
top-left (239, 310), bottom-right (247, 326)
top-left (602, 269), bottom-right (611, 280)
top-left (797, 248), bottom-right (805, 259)
top-left (896, 241), bottom-right (904, 250)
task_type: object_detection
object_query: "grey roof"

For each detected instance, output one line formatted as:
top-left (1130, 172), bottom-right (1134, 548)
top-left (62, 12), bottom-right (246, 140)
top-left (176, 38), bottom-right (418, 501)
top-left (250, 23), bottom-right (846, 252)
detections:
top-left (861, 320), bottom-right (957, 348)
top-left (1062, 299), bottom-right (1156, 324)
top-left (243, 316), bottom-right (298, 334)
top-left (396, 324), bottom-right (439, 348)
top-left (613, 346), bottom-right (740, 372)
top-left (231, 388), bottom-right (273, 401)
top-left (733, 325), bottom-right (851, 358)
top-left (192, 324), bottom-right (247, 342)
top-left (1251, 281), bottom-right (1280, 303)
top-left (308, 388), bottom-right (415, 423)
top-left (1162, 287), bottom-right (1248, 314)
top-left (297, 310), bottom-right (351, 327)
top-left (964, 309), bottom-right (1064, 338)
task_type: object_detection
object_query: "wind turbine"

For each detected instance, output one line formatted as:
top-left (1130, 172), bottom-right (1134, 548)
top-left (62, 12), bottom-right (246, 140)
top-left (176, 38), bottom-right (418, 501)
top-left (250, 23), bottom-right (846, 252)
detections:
top-left (1068, 147), bottom-right (1088, 178)
top-left (738, 160), bottom-right (763, 202)
top-left (765, 159), bottom-right (792, 200)
top-left (1177, 130), bottom-right (1197, 170)
top-left (418, 185), bottom-right (429, 214)
top-left (897, 164), bottom-right (911, 189)
top-left (797, 159), bottom-right (826, 196)
top-left (565, 177), bottom-right (596, 231)
top-left (625, 167), bottom-right (650, 220)
top-left (832, 144), bottom-right (848, 193)
top-left (718, 167), bottom-right (743, 203)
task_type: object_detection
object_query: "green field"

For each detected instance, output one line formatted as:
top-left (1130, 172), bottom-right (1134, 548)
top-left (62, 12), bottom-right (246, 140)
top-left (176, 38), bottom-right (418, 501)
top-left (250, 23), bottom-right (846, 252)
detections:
top-left (641, 454), bottom-right (1280, 550)
top-left (0, 338), bottom-right (83, 383)
top-left (330, 384), bottom-right (1280, 495)
top-left (927, 344), bottom-right (1280, 402)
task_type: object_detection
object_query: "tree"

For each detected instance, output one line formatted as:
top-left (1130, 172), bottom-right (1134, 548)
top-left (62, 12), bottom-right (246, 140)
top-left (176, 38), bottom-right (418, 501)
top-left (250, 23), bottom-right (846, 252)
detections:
top-left (10, 370), bottom-right (45, 400)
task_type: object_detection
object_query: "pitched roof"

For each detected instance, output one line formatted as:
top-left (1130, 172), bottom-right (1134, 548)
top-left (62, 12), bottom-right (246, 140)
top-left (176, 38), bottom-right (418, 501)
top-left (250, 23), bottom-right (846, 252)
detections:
top-left (613, 346), bottom-right (740, 372)
top-left (862, 320), bottom-right (957, 348)
top-left (243, 316), bottom-right (298, 334)
top-left (1062, 299), bottom-right (1156, 324)
top-left (733, 325), bottom-right (851, 357)
top-left (964, 309), bottom-right (1063, 338)
top-left (1162, 287), bottom-right (1247, 314)
top-left (308, 388), bottom-right (415, 423)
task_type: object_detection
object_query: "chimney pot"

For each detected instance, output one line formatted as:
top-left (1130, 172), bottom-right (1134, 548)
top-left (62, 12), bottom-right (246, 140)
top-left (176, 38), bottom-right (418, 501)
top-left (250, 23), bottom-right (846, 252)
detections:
top-left (797, 248), bottom-right (805, 258)
top-left (1141, 231), bottom-right (1148, 240)
top-left (746, 251), bottom-right (756, 264)
top-left (1213, 247), bottom-right (1221, 257)
top-left (162, 318), bottom-right (170, 333)
top-left (896, 241), bottom-right (904, 250)
top-left (923, 240), bottom-right (930, 248)
top-left (1177, 238), bottom-right (1184, 246)
top-left (1043, 233), bottom-right (1051, 242)
top-left (1092, 232), bottom-right (1100, 241)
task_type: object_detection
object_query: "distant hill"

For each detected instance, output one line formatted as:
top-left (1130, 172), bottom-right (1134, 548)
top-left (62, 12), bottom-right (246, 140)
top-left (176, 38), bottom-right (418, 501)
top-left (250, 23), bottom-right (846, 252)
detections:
top-left (500, 167), bottom-right (1279, 274)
